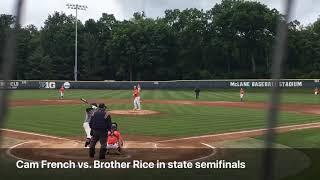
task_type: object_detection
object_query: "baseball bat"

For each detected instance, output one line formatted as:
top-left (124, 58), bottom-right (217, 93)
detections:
top-left (80, 98), bottom-right (89, 105)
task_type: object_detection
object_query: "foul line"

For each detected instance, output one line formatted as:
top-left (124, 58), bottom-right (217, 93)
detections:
top-left (0, 128), bottom-right (73, 141)
top-left (158, 122), bottom-right (320, 143)
top-left (3, 121), bottom-right (320, 145)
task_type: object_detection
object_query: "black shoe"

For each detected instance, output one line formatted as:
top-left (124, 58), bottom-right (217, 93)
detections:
top-left (99, 149), bottom-right (107, 159)
top-left (99, 156), bottom-right (105, 160)
top-left (89, 148), bottom-right (95, 158)
top-left (85, 138), bottom-right (91, 147)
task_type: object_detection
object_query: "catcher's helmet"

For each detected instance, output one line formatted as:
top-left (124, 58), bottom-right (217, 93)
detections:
top-left (111, 122), bottom-right (118, 130)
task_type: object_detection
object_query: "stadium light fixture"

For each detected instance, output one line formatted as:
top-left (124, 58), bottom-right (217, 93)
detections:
top-left (66, 3), bottom-right (88, 81)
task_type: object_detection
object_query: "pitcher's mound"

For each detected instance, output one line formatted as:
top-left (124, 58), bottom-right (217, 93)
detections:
top-left (110, 110), bottom-right (160, 116)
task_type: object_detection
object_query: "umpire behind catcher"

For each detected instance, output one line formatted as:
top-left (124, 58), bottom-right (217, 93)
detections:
top-left (89, 103), bottom-right (112, 159)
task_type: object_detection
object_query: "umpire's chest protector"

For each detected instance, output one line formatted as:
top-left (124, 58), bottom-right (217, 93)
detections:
top-left (91, 111), bottom-right (108, 130)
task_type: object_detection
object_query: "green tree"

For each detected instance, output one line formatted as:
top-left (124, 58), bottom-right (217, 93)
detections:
top-left (208, 0), bottom-right (280, 76)
top-left (0, 14), bottom-right (15, 67)
top-left (79, 14), bottom-right (116, 80)
top-left (40, 12), bottom-right (78, 80)
top-left (15, 25), bottom-right (40, 79)
top-left (1, 1), bottom-right (320, 80)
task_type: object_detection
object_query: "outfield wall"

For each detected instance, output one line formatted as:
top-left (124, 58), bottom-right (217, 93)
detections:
top-left (1, 79), bottom-right (319, 90)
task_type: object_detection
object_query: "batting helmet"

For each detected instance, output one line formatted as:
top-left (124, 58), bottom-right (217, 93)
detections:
top-left (90, 103), bottom-right (98, 109)
top-left (98, 103), bottom-right (106, 110)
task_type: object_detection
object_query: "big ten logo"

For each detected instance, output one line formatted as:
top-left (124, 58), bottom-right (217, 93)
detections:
top-left (315, 80), bottom-right (320, 83)
top-left (39, 82), bottom-right (56, 89)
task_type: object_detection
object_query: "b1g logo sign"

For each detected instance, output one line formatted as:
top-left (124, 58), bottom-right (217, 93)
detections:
top-left (39, 82), bottom-right (56, 89)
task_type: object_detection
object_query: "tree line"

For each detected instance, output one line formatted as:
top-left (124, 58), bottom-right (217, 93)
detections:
top-left (1, 0), bottom-right (320, 81)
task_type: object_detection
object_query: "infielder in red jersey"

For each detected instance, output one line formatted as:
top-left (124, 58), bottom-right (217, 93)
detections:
top-left (59, 86), bottom-right (65, 99)
top-left (107, 123), bottom-right (123, 154)
top-left (240, 88), bottom-right (245, 102)
top-left (133, 84), bottom-right (141, 110)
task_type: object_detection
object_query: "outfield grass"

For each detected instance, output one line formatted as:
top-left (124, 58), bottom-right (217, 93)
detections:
top-left (5, 103), bottom-right (320, 137)
top-left (9, 89), bottom-right (320, 104)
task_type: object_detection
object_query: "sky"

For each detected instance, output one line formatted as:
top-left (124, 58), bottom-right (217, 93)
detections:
top-left (1, 0), bottom-right (320, 28)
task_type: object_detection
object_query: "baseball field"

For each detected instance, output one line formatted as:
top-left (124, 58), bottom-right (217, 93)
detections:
top-left (1, 88), bottom-right (320, 179)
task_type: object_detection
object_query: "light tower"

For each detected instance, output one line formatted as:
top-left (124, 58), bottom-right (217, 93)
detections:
top-left (66, 3), bottom-right (88, 81)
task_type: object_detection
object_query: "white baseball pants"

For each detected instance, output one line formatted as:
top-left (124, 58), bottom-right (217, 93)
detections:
top-left (134, 96), bottom-right (141, 110)
top-left (83, 122), bottom-right (91, 139)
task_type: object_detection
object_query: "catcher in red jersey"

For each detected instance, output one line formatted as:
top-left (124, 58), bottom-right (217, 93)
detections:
top-left (107, 123), bottom-right (123, 154)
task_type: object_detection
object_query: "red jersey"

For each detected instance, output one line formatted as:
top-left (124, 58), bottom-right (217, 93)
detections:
top-left (107, 131), bottom-right (121, 145)
top-left (59, 87), bottom-right (65, 93)
top-left (133, 89), bottom-right (140, 97)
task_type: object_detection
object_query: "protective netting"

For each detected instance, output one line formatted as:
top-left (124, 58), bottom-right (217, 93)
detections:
top-left (0, 1), bottom-right (295, 180)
